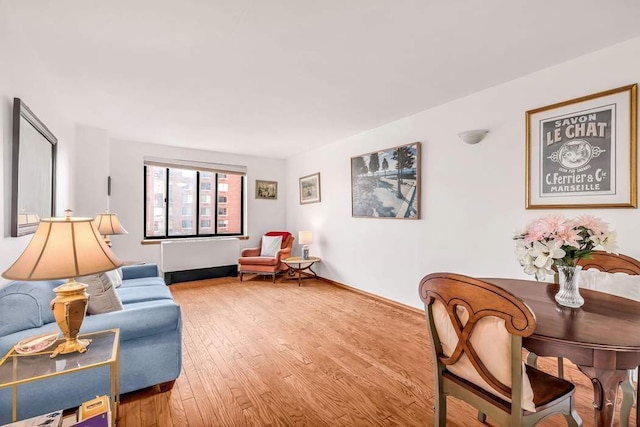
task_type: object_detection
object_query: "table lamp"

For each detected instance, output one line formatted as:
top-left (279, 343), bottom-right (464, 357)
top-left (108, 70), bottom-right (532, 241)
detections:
top-left (94, 211), bottom-right (128, 247)
top-left (298, 230), bottom-right (312, 260)
top-left (2, 210), bottom-right (123, 357)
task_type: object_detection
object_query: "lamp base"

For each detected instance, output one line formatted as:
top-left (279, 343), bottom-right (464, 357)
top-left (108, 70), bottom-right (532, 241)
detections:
top-left (302, 245), bottom-right (309, 260)
top-left (50, 280), bottom-right (90, 358)
top-left (51, 338), bottom-right (92, 358)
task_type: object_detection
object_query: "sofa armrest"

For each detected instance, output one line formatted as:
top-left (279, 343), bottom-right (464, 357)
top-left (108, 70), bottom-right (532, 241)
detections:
top-left (240, 247), bottom-right (261, 257)
top-left (121, 264), bottom-right (160, 280)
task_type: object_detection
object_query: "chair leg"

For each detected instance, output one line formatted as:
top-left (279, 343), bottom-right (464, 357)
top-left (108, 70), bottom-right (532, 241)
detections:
top-left (239, 272), bottom-right (244, 281)
top-left (619, 370), bottom-right (636, 427)
top-left (557, 357), bottom-right (564, 378)
top-left (526, 352), bottom-right (538, 368)
top-left (435, 394), bottom-right (447, 427)
top-left (563, 395), bottom-right (583, 427)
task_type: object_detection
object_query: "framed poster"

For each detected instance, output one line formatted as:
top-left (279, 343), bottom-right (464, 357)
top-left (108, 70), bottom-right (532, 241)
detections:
top-left (299, 173), bottom-right (321, 204)
top-left (351, 142), bottom-right (420, 219)
top-left (255, 180), bottom-right (277, 200)
top-left (526, 84), bottom-right (637, 209)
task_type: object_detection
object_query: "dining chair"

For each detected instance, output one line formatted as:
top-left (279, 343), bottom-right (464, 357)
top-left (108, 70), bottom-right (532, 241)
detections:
top-left (526, 251), bottom-right (640, 427)
top-left (419, 272), bottom-right (582, 427)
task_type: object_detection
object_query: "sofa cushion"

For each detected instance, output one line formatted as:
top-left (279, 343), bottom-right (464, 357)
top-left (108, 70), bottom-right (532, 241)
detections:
top-left (117, 285), bottom-right (173, 304)
top-left (105, 268), bottom-right (123, 288)
top-left (77, 273), bottom-right (124, 315)
top-left (0, 280), bottom-right (62, 335)
top-left (119, 276), bottom-right (166, 288)
top-left (80, 300), bottom-right (181, 341)
top-left (238, 256), bottom-right (279, 266)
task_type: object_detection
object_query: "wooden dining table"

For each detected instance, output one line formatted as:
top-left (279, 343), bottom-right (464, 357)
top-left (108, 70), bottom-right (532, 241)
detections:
top-left (484, 277), bottom-right (640, 427)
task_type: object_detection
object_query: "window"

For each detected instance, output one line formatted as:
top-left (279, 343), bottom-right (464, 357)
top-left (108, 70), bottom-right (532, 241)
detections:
top-left (144, 162), bottom-right (245, 239)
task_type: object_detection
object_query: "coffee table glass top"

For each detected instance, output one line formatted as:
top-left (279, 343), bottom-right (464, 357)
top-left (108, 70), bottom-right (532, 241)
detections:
top-left (0, 329), bottom-right (119, 386)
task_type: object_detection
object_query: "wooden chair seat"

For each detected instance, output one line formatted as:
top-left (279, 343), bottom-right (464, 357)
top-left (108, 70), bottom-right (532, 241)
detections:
top-left (443, 364), bottom-right (575, 414)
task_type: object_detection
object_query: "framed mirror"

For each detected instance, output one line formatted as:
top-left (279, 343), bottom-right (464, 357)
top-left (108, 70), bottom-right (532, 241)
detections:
top-left (11, 98), bottom-right (57, 237)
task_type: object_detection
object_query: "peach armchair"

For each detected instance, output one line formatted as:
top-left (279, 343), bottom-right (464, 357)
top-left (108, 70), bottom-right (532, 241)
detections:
top-left (238, 231), bottom-right (294, 282)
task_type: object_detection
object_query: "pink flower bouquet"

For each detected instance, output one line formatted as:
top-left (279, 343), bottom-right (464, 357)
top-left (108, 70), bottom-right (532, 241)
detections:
top-left (514, 215), bottom-right (617, 280)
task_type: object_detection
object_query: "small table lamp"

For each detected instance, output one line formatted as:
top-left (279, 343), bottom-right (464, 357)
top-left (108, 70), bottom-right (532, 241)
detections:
top-left (298, 230), bottom-right (313, 260)
top-left (2, 210), bottom-right (123, 357)
top-left (94, 212), bottom-right (128, 247)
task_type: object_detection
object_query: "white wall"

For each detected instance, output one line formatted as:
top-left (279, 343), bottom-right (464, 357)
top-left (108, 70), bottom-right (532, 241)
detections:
top-left (74, 137), bottom-right (287, 265)
top-left (0, 3), bottom-right (75, 284)
top-left (287, 36), bottom-right (640, 309)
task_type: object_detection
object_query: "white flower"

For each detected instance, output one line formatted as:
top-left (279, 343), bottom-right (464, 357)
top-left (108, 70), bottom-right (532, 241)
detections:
top-left (599, 231), bottom-right (619, 254)
top-left (529, 240), bottom-right (565, 270)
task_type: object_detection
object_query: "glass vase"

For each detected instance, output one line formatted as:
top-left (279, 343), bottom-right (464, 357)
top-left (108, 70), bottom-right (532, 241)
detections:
top-left (555, 265), bottom-right (584, 308)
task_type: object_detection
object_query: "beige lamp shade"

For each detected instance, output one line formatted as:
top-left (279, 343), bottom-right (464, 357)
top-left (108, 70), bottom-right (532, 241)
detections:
top-left (2, 215), bottom-right (123, 281)
top-left (94, 212), bottom-right (128, 236)
top-left (298, 230), bottom-right (313, 245)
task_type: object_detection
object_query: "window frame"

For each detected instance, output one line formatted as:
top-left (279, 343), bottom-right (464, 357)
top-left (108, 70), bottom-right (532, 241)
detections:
top-left (143, 164), bottom-right (245, 240)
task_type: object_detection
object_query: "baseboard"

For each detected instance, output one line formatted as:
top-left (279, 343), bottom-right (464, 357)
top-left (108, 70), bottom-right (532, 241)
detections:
top-left (318, 276), bottom-right (425, 317)
top-left (165, 265), bottom-right (238, 285)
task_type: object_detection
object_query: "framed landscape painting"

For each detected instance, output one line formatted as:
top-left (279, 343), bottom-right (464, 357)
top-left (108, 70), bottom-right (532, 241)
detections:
top-left (526, 84), bottom-right (637, 209)
top-left (299, 173), bottom-right (321, 204)
top-left (255, 180), bottom-right (277, 200)
top-left (351, 142), bottom-right (420, 219)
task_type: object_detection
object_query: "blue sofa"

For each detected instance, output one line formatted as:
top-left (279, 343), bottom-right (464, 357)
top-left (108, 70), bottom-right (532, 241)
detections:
top-left (0, 264), bottom-right (182, 423)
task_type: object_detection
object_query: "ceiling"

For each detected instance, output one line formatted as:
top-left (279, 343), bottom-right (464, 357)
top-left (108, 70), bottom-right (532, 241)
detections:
top-left (5, 0), bottom-right (640, 158)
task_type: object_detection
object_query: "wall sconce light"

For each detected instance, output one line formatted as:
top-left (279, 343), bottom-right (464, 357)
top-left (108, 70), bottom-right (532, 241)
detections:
top-left (458, 129), bottom-right (489, 145)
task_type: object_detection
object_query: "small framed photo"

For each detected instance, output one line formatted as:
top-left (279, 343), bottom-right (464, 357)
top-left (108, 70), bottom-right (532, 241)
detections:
top-left (299, 173), bottom-right (321, 204)
top-left (255, 180), bottom-right (277, 200)
top-left (526, 84), bottom-right (637, 209)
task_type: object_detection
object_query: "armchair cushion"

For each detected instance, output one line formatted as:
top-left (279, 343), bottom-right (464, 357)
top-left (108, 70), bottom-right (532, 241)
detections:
top-left (261, 235), bottom-right (283, 257)
top-left (238, 256), bottom-right (280, 267)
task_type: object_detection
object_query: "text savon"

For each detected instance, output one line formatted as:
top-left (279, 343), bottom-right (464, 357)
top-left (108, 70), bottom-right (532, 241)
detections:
top-left (546, 113), bottom-right (607, 146)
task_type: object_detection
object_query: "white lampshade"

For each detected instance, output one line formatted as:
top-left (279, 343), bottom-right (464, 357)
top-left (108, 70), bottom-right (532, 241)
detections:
top-left (2, 214), bottom-right (123, 281)
top-left (94, 212), bottom-right (128, 236)
top-left (298, 230), bottom-right (313, 245)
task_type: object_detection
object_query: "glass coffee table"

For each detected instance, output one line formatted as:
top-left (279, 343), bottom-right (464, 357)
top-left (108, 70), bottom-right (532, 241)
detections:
top-left (282, 256), bottom-right (321, 286)
top-left (0, 329), bottom-right (120, 425)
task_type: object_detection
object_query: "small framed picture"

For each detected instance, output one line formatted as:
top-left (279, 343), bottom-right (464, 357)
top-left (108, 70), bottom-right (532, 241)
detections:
top-left (299, 173), bottom-right (321, 204)
top-left (255, 180), bottom-right (277, 200)
top-left (526, 84), bottom-right (637, 209)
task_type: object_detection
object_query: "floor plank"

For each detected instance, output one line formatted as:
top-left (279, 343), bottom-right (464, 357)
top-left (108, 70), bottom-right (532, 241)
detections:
top-left (117, 275), bottom-right (636, 426)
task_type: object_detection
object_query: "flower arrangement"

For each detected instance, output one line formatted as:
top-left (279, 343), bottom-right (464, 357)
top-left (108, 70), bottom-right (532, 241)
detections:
top-left (514, 215), bottom-right (618, 280)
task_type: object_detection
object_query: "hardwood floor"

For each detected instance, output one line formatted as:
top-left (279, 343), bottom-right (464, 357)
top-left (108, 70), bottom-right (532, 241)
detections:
top-left (117, 276), bottom-right (636, 426)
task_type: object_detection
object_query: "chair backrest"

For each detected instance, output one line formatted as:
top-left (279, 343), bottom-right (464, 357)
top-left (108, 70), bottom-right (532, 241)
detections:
top-left (577, 250), bottom-right (640, 275)
top-left (578, 251), bottom-right (640, 302)
top-left (419, 273), bottom-right (536, 409)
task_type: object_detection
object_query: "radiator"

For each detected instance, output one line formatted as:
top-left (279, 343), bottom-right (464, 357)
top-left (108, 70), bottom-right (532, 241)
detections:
top-left (160, 238), bottom-right (239, 283)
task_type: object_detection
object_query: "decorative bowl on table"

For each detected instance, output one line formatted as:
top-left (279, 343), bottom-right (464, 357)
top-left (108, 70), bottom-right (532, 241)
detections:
top-left (14, 331), bottom-right (59, 354)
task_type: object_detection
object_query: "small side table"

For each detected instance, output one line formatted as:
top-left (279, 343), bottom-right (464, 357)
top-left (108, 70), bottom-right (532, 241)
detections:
top-left (282, 257), bottom-right (321, 286)
top-left (0, 329), bottom-right (120, 425)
